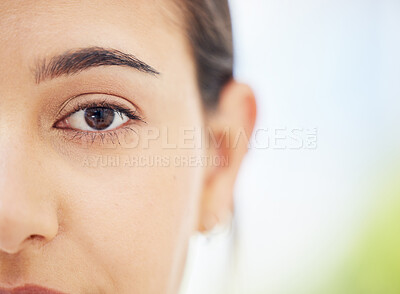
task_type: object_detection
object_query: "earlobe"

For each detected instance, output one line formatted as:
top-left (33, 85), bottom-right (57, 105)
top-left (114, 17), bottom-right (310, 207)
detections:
top-left (197, 80), bottom-right (257, 233)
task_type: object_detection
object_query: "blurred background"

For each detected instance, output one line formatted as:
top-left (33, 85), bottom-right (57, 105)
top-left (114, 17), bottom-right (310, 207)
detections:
top-left (180, 0), bottom-right (400, 293)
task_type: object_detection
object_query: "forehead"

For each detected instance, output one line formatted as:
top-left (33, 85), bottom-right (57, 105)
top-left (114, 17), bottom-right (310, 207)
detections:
top-left (0, 0), bottom-right (187, 78)
top-left (0, 0), bottom-right (177, 31)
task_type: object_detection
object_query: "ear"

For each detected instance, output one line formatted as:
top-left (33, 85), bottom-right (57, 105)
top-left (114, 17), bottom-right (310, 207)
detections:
top-left (198, 80), bottom-right (257, 232)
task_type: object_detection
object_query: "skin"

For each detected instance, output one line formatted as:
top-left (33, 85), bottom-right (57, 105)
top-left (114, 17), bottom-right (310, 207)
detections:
top-left (0, 1), bottom-right (256, 293)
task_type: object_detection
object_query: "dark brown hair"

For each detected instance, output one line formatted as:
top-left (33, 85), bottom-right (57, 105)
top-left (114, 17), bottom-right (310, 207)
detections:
top-left (177, 0), bottom-right (234, 108)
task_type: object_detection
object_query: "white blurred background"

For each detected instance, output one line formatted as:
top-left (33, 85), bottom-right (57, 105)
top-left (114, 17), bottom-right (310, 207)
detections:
top-left (180, 1), bottom-right (400, 293)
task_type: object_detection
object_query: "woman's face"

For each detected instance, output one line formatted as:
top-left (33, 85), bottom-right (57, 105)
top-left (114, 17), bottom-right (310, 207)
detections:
top-left (0, 1), bottom-right (255, 293)
top-left (0, 1), bottom-right (206, 293)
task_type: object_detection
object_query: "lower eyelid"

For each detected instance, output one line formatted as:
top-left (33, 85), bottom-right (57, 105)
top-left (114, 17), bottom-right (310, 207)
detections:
top-left (55, 123), bottom-right (139, 147)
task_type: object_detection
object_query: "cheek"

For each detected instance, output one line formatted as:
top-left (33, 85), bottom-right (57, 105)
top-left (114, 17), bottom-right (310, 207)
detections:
top-left (55, 148), bottom-right (204, 292)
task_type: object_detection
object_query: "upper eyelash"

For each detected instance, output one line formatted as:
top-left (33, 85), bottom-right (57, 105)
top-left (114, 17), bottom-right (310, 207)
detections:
top-left (71, 100), bottom-right (145, 122)
top-left (55, 99), bottom-right (146, 127)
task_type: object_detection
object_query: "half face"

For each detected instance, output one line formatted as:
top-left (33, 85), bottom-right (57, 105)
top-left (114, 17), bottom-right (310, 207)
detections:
top-left (0, 1), bottom-right (207, 293)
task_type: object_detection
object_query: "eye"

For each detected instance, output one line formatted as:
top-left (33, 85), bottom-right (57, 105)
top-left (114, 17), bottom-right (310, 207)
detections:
top-left (59, 107), bottom-right (130, 131)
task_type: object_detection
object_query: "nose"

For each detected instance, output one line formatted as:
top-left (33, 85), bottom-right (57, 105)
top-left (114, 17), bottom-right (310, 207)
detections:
top-left (0, 146), bottom-right (59, 255)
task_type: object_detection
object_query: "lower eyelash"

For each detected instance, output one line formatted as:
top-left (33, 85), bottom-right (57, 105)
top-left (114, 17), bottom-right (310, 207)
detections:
top-left (58, 123), bottom-right (139, 146)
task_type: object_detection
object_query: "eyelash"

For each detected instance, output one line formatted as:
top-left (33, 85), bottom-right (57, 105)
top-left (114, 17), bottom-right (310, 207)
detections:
top-left (54, 99), bottom-right (145, 145)
top-left (72, 100), bottom-right (143, 120)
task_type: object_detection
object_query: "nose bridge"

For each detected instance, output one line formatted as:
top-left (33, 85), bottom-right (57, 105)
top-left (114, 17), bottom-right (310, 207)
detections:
top-left (0, 136), bottom-right (59, 254)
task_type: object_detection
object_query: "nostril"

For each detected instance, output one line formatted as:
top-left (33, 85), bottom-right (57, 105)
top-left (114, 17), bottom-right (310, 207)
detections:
top-left (28, 234), bottom-right (45, 241)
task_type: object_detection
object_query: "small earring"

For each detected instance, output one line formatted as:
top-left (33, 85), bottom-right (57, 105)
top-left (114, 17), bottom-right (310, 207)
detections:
top-left (202, 212), bottom-right (234, 241)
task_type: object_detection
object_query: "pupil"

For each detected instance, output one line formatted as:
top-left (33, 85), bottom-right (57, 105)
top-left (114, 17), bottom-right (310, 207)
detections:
top-left (84, 108), bottom-right (115, 130)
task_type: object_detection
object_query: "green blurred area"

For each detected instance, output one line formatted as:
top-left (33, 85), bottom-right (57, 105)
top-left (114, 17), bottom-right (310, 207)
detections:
top-left (320, 170), bottom-right (400, 294)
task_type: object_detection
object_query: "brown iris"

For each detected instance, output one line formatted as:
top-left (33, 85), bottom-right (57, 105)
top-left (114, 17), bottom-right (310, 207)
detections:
top-left (84, 107), bottom-right (115, 130)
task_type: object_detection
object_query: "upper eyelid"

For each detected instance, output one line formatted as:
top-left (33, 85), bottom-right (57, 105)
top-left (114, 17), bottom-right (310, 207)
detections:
top-left (72, 103), bottom-right (143, 122)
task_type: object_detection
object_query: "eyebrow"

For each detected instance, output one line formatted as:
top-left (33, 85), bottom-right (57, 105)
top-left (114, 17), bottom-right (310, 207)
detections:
top-left (34, 46), bottom-right (160, 84)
